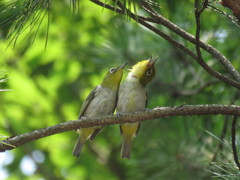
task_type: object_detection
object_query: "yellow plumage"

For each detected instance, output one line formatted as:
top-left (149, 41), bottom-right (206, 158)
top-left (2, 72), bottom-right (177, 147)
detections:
top-left (72, 62), bottom-right (127, 158)
top-left (129, 60), bottom-right (150, 79)
top-left (117, 57), bottom-right (157, 159)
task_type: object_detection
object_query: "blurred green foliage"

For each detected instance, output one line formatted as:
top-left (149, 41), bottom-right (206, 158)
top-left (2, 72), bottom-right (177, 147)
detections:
top-left (0, 0), bottom-right (240, 179)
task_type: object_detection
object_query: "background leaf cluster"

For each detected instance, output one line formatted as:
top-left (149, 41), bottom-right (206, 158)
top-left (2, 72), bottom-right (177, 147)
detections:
top-left (0, 0), bottom-right (240, 179)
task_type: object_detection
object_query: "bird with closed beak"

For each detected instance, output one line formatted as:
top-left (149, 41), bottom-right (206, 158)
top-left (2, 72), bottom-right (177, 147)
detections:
top-left (73, 62), bottom-right (128, 158)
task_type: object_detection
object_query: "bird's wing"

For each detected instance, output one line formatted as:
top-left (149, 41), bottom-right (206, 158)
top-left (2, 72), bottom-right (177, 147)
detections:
top-left (135, 91), bottom-right (147, 136)
top-left (78, 85), bottom-right (100, 118)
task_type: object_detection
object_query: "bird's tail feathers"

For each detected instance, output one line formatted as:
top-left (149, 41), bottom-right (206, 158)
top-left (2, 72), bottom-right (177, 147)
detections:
top-left (72, 136), bottom-right (85, 158)
top-left (89, 128), bottom-right (102, 141)
top-left (121, 136), bottom-right (132, 159)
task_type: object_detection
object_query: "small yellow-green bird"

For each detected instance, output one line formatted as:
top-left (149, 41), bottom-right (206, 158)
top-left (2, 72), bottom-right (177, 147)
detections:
top-left (117, 57), bottom-right (158, 159)
top-left (72, 62), bottom-right (127, 158)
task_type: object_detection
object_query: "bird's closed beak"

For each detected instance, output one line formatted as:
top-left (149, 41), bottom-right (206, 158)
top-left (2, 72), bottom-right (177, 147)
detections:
top-left (117, 62), bottom-right (128, 70)
top-left (148, 56), bottom-right (158, 68)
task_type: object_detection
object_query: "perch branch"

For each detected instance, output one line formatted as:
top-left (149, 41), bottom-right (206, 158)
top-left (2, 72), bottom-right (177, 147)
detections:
top-left (1, 104), bottom-right (240, 152)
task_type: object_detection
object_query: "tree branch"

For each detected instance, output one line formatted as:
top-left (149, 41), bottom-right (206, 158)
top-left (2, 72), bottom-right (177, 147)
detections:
top-left (132, 5), bottom-right (240, 89)
top-left (211, 116), bottom-right (229, 162)
top-left (140, 1), bottom-right (240, 82)
top-left (193, 1), bottom-right (231, 91)
top-left (1, 104), bottom-right (240, 152)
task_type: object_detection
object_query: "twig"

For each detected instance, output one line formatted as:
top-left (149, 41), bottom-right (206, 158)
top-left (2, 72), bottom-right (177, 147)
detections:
top-left (211, 90), bottom-right (240, 162)
top-left (211, 116), bottom-right (229, 162)
top-left (0, 104), bottom-right (240, 152)
top-left (90, 0), bottom-right (124, 14)
top-left (194, 0), bottom-right (208, 80)
top-left (207, 5), bottom-right (240, 27)
top-left (231, 116), bottom-right (240, 170)
top-left (218, 117), bottom-right (229, 151)
top-left (193, 0), bottom-right (240, 89)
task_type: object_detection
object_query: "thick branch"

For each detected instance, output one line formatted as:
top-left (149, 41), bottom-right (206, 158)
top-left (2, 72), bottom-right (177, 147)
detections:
top-left (1, 104), bottom-right (240, 152)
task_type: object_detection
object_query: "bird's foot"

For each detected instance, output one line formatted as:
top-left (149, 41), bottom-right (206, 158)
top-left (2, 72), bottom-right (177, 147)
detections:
top-left (116, 112), bottom-right (122, 118)
top-left (144, 108), bottom-right (151, 112)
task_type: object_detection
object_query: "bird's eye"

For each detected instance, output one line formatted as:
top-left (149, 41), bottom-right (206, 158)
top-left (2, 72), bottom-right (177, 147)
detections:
top-left (146, 68), bottom-right (152, 76)
top-left (109, 68), bottom-right (116, 73)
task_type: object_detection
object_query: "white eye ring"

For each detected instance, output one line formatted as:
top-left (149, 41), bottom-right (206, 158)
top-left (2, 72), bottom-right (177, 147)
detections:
top-left (109, 68), bottom-right (116, 73)
top-left (146, 69), bottom-right (152, 76)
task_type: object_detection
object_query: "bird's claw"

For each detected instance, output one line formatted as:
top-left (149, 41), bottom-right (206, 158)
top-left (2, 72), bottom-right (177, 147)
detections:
top-left (144, 108), bottom-right (151, 112)
top-left (116, 112), bottom-right (122, 118)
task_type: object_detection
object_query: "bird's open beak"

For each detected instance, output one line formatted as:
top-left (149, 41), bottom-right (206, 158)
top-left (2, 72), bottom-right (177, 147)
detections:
top-left (148, 56), bottom-right (158, 68)
top-left (117, 62), bottom-right (128, 70)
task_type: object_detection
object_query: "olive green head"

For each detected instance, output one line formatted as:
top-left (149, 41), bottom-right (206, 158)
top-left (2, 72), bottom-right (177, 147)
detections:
top-left (101, 62), bottom-right (128, 90)
top-left (130, 56), bottom-right (158, 86)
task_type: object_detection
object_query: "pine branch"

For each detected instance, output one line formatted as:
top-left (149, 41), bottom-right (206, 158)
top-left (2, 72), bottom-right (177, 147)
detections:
top-left (1, 104), bottom-right (240, 152)
top-left (1, 0), bottom-right (51, 47)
